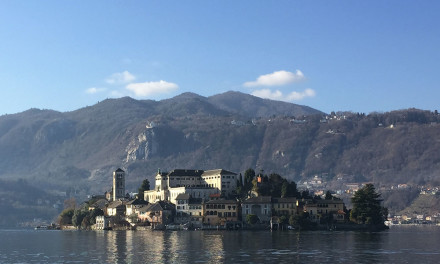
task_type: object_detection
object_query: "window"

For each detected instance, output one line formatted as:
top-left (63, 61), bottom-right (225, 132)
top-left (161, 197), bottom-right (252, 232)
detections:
top-left (218, 212), bottom-right (222, 217)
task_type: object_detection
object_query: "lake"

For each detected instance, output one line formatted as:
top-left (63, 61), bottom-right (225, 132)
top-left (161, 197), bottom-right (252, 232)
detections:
top-left (1, 226), bottom-right (440, 263)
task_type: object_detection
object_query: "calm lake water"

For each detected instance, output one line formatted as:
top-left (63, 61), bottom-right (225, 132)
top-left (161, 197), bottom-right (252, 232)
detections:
top-left (1, 226), bottom-right (440, 263)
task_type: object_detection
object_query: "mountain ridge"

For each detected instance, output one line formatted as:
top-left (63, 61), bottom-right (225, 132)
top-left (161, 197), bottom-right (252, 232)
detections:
top-left (0, 92), bottom-right (439, 199)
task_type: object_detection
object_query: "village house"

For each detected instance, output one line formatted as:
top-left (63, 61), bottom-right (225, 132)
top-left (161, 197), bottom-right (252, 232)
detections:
top-left (241, 196), bottom-right (272, 223)
top-left (106, 200), bottom-right (126, 216)
top-left (125, 199), bottom-right (148, 216)
top-left (271, 197), bottom-right (298, 217)
top-left (174, 194), bottom-right (204, 227)
top-left (303, 199), bottom-right (345, 223)
top-left (95, 215), bottom-right (110, 230)
top-left (137, 201), bottom-right (175, 228)
top-left (204, 199), bottom-right (239, 227)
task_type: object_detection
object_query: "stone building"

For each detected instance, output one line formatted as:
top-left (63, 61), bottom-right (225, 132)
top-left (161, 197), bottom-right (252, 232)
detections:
top-left (112, 168), bottom-right (125, 201)
top-left (144, 169), bottom-right (237, 204)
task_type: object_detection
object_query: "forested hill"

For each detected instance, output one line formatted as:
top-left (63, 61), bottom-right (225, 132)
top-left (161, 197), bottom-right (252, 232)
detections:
top-left (0, 91), bottom-right (439, 200)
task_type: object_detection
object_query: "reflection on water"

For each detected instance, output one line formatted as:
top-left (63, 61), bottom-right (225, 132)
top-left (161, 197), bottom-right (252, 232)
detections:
top-left (1, 226), bottom-right (440, 263)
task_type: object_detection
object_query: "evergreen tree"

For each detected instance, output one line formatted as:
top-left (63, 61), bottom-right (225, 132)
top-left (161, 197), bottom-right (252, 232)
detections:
top-left (137, 179), bottom-right (150, 200)
top-left (325, 190), bottom-right (333, 200)
top-left (350, 184), bottom-right (387, 226)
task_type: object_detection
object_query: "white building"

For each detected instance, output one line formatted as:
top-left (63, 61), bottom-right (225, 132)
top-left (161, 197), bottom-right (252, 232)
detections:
top-left (144, 169), bottom-right (237, 204)
top-left (95, 215), bottom-right (110, 230)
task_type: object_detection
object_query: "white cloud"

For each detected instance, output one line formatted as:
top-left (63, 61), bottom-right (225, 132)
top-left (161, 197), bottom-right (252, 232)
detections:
top-left (126, 80), bottom-right (178, 97)
top-left (244, 70), bottom-right (305, 87)
top-left (106, 71), bottom-right (136, 85)
top-left (252, 88), bottom-right (316, 102)
top-left (85, 87), bottom-right (106, 94)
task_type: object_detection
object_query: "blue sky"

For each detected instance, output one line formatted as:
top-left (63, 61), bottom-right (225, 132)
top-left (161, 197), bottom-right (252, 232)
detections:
top-left (1, 1), bottom-right (439, 115)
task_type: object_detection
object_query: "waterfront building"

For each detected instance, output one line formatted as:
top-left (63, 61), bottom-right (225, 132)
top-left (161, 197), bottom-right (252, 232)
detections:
top-left (303, 199), bottom-right (345, 223)
top-left (137, 201), bottom-right (175, 228)
top-left (125, 199), bottom-right (148, 216)
top-left (174, 193), bottom-right (204, 227)
top-left (242, 196), bottom-right (273, 223)
top-left (204, 199), bottom-right (239, 226)
top-left (272, 197), bottom-right (298, 217)
top-left (95, 215), bottom-right (110, 230)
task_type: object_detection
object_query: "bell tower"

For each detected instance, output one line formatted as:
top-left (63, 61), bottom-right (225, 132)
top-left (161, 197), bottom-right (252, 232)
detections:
top-left (113, 168), bottom-right (125, 201)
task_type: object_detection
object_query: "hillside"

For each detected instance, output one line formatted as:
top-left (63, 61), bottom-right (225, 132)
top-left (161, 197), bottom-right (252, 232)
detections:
top-left (0, 91), bottom-right (440, 225)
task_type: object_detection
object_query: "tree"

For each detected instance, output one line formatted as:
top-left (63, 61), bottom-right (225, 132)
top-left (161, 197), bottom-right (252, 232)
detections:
top-left (89, 208), bottom-right (104, 224)
top-left (325, 191), bottom-right (333, 200)
top-left (350, 184), bottom-right (387, 227)
top-left (72, 209), bottom-right (89, 227)
top-left (246, 214), bottom-right (258, 225)
top-left (137, 179), bottom-right (151, 200)
top-left (290, 212), bottom-right (314, 230)
top-left (58, 208), bottom-right (74, 225)
top-left (244, 169), bottom-right (255, 186)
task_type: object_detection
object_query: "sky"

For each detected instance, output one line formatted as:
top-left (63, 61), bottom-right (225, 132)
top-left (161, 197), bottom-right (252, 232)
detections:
top-left (1, 1), bottom-right (439, 115)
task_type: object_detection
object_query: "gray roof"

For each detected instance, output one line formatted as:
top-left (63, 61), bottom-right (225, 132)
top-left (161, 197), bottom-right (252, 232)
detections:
top-left (242, 196), bottom-right (272, 204)
top-left (126, 199), bottom-right (148, 206)
top-left (206, 199), bottom-right (238, 205)
top-left (272, 197), bottom-right (297, 203)
top-left (202, 169), bottom-right (237, 176)
top-left (175, 193), bottom-right (190, 200)
top-left (168, 169), bottom-right (204, 177)
top-left (90, 199), bottom-right (108, 210)
top-left (140, 201), bottom-right (175, 212)
top-left (107, 200), bottom-right (124, 208)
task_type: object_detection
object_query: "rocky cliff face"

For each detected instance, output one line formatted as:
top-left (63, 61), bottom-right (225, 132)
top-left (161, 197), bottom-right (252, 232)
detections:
top-left (126, 125), bottom-right (158, 162)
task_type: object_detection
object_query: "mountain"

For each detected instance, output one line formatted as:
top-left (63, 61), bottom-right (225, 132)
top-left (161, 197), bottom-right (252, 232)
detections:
top-left (208, 91), bottom-right (322, 118)
top-left (0, 91), bottom-right (440, 225)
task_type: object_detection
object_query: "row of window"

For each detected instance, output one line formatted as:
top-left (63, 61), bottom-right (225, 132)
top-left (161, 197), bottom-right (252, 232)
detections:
top-left (176, 205), bottom-right (203, 210)
top-left (206, 211), bottom-right (237, 217)
top-left (276, 203), bottom-right (295, 209)
top-left (206, 204), bottom-right (237, 210)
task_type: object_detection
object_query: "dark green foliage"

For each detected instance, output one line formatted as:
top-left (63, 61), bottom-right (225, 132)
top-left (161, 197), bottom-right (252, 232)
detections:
top-left (251, 171), bottom-right (299, 198)
top-left (72, 209), bottom-right (88, 227)
top-left (58, 208), bottom-right (74, 225)
top-left (63, 202), bottom-right (104, 228)
top-left (350, 184), bottom-right (387, 226)
top-left (325, 191), bottom-right (333, 200)
top-left (290, 212), bottom-right (314, 230)
top-left (244, 169), bottom-right (255, 186)
top-left (246, 214), bottom-right (258, 225)
top-left (137, 179), bottom-right (151, 200)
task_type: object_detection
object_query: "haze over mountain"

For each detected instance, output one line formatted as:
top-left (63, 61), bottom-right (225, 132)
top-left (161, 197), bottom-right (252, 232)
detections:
top-left (0, 91), bottom-right (439, 210)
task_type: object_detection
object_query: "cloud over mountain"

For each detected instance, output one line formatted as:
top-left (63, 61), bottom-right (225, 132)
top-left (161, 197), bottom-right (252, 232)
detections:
top-left (244, 70), bottom-right (305, 87)
top-left (252, 88), bottom-right (316, 102)
top-left (126, 80), bottom-right (179, 97)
